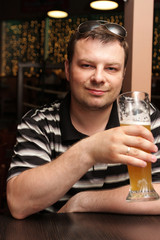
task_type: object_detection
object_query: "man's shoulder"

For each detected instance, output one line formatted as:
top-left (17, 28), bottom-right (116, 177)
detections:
top-left (21, 100), bottom-right (62, 124)
top-left (150, 103), bottom-right (160, 134)
top-left (150, 103), bottom-right (160, 120)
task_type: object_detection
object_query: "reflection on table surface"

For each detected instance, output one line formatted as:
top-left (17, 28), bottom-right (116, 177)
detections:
top-left (1, 211), bottom-right (160, 240)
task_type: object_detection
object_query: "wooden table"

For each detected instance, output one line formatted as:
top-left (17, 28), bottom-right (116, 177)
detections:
top-left (0, 211), bottom-right (160, 240)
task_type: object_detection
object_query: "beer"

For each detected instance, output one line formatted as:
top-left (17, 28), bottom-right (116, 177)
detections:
top-left (117, 91), bottom-right (159, 201)
top-left (127, 163), bottom-right (153, 192)
top-left (121, 123), bottom-right (153, 192)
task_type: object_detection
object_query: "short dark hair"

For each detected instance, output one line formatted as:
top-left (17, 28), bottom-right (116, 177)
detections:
top-left (67, 24), bottom-right (129, 67)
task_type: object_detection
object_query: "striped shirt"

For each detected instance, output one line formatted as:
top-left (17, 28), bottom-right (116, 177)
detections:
top-left (7, 93), bottom-right (160, 212)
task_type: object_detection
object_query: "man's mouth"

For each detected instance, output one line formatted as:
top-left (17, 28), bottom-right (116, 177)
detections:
top-left (87, 88), bottom-right (107, 96)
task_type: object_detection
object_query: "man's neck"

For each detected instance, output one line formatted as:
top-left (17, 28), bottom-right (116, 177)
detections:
top-left (70, 102), bottom-right (113, 136)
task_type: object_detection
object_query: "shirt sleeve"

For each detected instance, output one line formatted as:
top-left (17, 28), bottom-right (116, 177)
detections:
top-left (7, 110), bottom-right (52, 181)
top-left (150, 104), bottom-right (160, 182)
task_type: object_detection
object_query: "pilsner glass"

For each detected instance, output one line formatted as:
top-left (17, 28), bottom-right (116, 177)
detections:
top-left (117, 91), bottom-right (159, 201)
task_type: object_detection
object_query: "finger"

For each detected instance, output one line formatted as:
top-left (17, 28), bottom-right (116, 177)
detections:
top-left (106, 144), bottom-right (153, 167)
top-left (124, 135), bottom-right (158, 154)
top-left (57, 206), bottom-right (65, 213)
top-left (124, 146), bottom-right (157, 163)
top-left (119, 153), bottom-right (149, 168)
top-left (121, 125), bottom-right (154, 143)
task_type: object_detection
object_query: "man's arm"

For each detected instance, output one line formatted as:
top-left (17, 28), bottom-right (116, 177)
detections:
top-left (7, 125), bottom-right (157, 219)
top-left (7, 138), bottom-right (94, 219)
top-left (58, 183), bottom-right (160, 215)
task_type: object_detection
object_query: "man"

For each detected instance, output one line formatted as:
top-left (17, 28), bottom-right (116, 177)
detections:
top-left (7, 20), bottom-right (160, 219)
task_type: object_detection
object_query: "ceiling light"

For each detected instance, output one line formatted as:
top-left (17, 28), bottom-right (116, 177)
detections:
top-left (47, 10), bottom-right (68, 18)
top-left (90, 1), bottom-right (118, 10)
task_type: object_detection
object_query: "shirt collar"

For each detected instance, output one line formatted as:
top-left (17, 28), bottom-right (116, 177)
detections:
top-left (60, 93), bottom-right (120, 143)
top-left (60, 93), bottom-right (86, 143)
top-left (106, 101), bottom-right (120, 129)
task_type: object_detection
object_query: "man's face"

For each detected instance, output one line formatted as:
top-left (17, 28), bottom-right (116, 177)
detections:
top-left (65, 38), bottom-right (125, 111)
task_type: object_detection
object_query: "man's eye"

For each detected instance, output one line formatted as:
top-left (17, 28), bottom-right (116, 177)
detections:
top-left (107, 67), bottom-right (117, 71)
top-left (82, 64), bottom-right (94, 68)
top-left (82, 64), bottom-right (90, 67)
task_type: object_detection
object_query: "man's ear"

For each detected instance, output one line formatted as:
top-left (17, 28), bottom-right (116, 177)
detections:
top-left (123, 67), bottom-right (126, 79)
top-left (65, 59), bottom-right (70, 82)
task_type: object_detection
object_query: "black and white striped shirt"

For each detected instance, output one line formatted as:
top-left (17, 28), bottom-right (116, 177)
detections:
top-left (8, 93), bottom-right (160, 212)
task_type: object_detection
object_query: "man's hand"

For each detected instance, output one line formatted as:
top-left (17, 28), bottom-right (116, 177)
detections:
top-left (58, 192), bottom-right (85, 213)
top-left (89, 125), bottom-right (158, 168)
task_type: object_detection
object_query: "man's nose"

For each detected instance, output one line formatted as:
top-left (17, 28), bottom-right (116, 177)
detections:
top-left (91, 68), bottom-right (105, 83)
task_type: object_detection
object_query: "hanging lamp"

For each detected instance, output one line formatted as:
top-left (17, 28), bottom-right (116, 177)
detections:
top-left (90, 0), bottom-right (118, 10)
top-left (47, 10), bottom-right (68, 18)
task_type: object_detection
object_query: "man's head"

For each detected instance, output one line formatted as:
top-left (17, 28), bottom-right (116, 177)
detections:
top-left (65, 20), bottom-right (128, 112)
top-left (67, 20), bottom-right (128, 68)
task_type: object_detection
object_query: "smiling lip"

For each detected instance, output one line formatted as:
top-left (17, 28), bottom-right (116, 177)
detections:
top-left (87, 88), bottom-right (107, 96)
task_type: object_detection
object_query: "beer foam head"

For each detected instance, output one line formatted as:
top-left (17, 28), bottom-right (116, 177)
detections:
top-left (120, 120), bottom-right (150, 125)
top-left (120, 110), bottom-right (150, 124)
top-left (118, 99), bottom-right (150, 124)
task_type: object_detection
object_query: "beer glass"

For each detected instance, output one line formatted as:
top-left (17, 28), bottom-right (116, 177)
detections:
top-left (117, 91), bottom-right (159, 201)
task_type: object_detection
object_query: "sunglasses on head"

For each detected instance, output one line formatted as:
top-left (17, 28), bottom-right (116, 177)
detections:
top-left (77, 20), bottom-right (127, 40)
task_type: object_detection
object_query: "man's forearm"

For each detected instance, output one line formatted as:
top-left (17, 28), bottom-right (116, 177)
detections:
top-left (59, 184), bottom-right (160, 215)
top-left (7, 138), bottom-right (94, 219)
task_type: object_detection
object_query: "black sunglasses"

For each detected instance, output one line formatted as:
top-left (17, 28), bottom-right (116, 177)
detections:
top-left (77, 20), bottom-right (127, 39)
